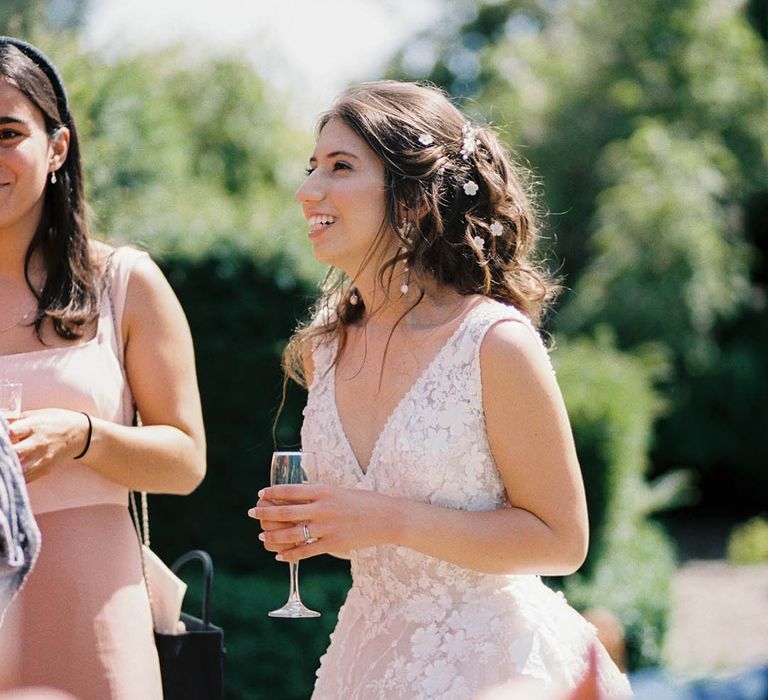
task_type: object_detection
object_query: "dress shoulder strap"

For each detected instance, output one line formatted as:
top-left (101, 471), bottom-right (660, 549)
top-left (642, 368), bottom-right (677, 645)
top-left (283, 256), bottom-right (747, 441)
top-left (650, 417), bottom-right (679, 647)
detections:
top-left (103, 246), bottom-right (151, 365)
top-left (308, 334), bottom-right (338, 391)
top-left (462, 300), bottom-right (555, 375)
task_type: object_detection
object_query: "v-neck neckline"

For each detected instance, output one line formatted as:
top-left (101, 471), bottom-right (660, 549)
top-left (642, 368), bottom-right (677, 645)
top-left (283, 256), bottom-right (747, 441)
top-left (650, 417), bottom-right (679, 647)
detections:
top-left (331, 301), bottom-right (486, 478)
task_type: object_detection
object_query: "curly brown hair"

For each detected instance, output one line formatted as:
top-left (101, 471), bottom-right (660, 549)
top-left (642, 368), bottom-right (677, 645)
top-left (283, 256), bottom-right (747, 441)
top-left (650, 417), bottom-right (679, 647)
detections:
top-left (283, 80), bottom-right (558, 387)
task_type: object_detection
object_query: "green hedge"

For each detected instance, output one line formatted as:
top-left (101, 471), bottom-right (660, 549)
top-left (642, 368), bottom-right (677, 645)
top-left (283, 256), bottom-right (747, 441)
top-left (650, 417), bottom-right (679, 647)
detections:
top-left (179, 567), bottom-right (351, 700)
top-left (148, 245), bottom-right (322, 574)
top-left (553, 331), bottom-right (681, 668)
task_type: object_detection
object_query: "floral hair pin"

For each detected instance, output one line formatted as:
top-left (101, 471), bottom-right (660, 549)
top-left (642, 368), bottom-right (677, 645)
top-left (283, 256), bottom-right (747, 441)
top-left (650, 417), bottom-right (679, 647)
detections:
top-left (490, 220), bottom-right (503, 237)
top-left (418, 133), bottom-right (434, 146)
top-left (460, 123), bottom-right (476, 161)
top-left (472, 235), bottom-right (485, 250)
top-left (463, 180), bottom-right (479, 196)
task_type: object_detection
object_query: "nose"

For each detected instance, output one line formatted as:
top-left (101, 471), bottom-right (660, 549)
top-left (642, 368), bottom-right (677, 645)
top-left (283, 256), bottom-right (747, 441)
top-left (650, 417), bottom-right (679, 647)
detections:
top-left (295, 170), bottom-right (324, 204)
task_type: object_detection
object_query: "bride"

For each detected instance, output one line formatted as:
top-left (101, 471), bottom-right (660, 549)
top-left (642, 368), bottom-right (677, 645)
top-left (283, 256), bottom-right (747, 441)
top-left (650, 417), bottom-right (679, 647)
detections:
top-left (250, 80), bottom-right (631, 699)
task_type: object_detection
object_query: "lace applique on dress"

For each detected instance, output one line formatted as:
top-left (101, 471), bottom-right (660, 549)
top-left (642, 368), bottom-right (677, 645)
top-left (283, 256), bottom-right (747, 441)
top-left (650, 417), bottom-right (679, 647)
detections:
top-left (302, 300), bottom-right (631, 700)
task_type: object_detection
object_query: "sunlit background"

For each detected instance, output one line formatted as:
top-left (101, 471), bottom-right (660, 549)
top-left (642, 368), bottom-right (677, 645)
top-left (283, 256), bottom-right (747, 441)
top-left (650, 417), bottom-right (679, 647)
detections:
top-left (3, 1), bottom-right (767, 698)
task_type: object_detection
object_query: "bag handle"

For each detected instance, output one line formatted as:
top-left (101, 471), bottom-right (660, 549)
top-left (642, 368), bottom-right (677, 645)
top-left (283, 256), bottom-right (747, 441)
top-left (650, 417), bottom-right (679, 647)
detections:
top-left (170, 549), bottom-right (215, 627)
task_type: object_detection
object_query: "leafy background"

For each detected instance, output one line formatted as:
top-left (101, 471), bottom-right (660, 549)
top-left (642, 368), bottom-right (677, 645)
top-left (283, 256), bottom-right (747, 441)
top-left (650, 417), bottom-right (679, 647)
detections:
top-left (3, 0), bottom-right (767, 697)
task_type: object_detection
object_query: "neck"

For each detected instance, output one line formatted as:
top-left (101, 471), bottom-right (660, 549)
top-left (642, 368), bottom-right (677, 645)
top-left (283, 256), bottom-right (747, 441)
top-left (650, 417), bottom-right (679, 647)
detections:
top-left (0, 207), bottom-right (42, 280)
top-left (351, 264), bottom-right (469, 330)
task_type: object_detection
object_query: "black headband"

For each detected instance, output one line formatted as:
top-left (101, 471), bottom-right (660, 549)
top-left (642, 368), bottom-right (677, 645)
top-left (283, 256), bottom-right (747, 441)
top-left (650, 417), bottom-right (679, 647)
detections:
top-left (0, 36), bottom-right (71, 125)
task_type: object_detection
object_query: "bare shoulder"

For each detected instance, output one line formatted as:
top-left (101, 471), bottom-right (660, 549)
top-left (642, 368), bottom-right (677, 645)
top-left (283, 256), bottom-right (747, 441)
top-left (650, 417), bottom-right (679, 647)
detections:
top-left (122, 253), bottom-right (187, 335)
top-left (480, 316), bottom-right (552, 379)
top-left (125, 253), bottom-right (172, 298)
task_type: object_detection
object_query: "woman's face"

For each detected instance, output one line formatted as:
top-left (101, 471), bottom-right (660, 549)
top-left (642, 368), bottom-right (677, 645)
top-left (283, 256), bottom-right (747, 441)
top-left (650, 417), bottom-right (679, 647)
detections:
top-left (0, 79), bottom-right (67, 240)
top-left (295, 117), bottom-right (394, 274)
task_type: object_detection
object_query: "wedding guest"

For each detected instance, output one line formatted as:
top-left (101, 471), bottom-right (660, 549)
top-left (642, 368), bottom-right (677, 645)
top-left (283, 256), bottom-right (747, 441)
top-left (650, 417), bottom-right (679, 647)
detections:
top-left (0, 37), bottom-right (205, 699)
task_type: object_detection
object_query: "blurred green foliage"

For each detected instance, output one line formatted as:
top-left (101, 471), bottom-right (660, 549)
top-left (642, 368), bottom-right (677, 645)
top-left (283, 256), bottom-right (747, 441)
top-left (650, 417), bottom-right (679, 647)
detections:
top-left (391, 0), bottom-right (768, 510)
top-left (727, 515), bottom-right (768, 565)
top-left (552, 332), bottom-right (686, 668)
top-left (388, 0), bottom-right (768, 668)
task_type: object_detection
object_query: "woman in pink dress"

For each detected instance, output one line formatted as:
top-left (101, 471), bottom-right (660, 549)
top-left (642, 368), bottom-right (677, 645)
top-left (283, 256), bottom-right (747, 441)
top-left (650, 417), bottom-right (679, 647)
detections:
top-left (0, 38), bottom-right (206, 698)
top-left (252, 81), bottom-right (631, 698)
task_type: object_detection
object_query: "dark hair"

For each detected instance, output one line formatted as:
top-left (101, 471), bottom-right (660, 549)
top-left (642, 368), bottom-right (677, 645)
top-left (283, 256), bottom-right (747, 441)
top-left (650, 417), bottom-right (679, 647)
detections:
top-left (283, 80), bottom-right (559, 387)
top-left (0, 38), bottom-right (99, 340)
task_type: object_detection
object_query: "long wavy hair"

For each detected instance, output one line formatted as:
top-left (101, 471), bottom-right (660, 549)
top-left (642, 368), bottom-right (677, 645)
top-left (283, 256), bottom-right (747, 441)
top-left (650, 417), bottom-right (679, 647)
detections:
top-left (0, 42), bottom-right (99, 340)
top-left (283, 80), bottom-right (559, 387)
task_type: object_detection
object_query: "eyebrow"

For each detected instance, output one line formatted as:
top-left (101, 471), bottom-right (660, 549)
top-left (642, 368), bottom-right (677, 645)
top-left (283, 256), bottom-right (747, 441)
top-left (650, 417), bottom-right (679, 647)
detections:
top-left (309, 150), bottom-right (362, 163)
top-left (0, 116), bottom-right (28, 125)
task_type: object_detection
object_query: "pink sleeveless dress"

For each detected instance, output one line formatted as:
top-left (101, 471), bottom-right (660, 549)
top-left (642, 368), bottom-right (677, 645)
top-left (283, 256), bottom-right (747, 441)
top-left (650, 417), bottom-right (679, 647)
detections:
top-left (0, 247), bottom-right (162, 699)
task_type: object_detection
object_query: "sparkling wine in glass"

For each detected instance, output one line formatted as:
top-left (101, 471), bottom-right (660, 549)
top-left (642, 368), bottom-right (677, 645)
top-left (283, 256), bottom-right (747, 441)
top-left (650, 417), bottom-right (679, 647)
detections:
top-left (0, 382), bottom-right (22, 420)
top-left (268, 451), bottom-right (320, 618)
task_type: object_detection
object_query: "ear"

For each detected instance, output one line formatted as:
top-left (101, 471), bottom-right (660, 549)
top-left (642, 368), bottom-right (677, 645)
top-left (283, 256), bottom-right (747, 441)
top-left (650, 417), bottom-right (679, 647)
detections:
top-left (48, 126), bottom-right (71, 175)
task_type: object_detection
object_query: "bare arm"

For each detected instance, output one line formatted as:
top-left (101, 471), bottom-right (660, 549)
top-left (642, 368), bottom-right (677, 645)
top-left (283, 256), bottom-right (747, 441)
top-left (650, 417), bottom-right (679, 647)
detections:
top-left (252, 319), bottom-right (588, 576)
top-left (12, 255), bottom-right (206, 494)
top-left (85, 255), bottom-right (206, 493)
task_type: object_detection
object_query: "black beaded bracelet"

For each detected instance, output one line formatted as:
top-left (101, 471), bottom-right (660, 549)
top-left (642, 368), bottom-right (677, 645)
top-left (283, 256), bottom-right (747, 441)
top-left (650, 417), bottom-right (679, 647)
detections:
top-left (73, 412), bottom-right (92, 460)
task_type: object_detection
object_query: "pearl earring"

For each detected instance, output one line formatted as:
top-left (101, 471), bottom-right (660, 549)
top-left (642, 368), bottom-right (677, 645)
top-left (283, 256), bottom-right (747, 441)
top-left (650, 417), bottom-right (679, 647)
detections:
top-left (50, 170), bottom-right (57, 185)
top-left (400, 249), bottom-right (410, 296)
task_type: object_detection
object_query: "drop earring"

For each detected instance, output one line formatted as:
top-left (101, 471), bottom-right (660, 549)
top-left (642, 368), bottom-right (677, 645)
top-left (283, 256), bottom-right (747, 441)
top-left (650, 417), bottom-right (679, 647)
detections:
top-left (50, 170), bottom-right (57, 185)
top-left (397, 221), bottom-right (412, 295)
top-left (400, 250), bottom-right (410, 296)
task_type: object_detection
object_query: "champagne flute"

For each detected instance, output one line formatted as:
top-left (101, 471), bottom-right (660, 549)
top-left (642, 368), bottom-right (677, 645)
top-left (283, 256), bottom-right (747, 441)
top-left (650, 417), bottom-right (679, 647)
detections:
top-left (0, 382), bottom-right (22, 420)
top-left (267, 451), bottom-right (320, 618)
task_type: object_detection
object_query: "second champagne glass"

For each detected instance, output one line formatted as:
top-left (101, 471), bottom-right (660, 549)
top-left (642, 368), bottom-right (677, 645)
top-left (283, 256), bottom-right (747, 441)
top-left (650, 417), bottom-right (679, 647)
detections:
top-left (0, 381), bottom-right (22, 420)
top-left (267, 451), bottom-right (320, 618)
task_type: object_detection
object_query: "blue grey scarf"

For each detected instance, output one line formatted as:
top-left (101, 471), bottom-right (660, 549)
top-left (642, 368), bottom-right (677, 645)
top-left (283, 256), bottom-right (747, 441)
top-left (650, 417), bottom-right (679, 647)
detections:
top-left (0, 416), bottom-right (40, 625)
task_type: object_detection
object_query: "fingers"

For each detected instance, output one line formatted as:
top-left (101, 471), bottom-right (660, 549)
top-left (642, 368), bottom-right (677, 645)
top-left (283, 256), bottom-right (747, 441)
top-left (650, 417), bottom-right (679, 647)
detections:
top-left (259, 523), bottom-right (315, 548)
top-left (276, 538), bottom-right (327, 563)
top-left (6, 418), bottom-right (31, 444)
top-left (248, 503), bottom-right (315, 523)
top-left (257, 483), bottom-right (322, 502)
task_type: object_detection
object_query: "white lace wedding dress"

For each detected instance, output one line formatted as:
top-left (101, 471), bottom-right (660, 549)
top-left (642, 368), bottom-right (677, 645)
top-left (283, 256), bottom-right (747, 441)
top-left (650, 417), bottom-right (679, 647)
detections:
top-left (302, 300), bottom-right (632, 699)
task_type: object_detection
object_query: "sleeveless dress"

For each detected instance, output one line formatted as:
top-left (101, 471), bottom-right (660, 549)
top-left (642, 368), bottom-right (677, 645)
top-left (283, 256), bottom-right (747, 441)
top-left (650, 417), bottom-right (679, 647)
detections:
top-left (0, 247), bottom-right (162, 699)
top-left (302, 300), bottom-right (632, 699)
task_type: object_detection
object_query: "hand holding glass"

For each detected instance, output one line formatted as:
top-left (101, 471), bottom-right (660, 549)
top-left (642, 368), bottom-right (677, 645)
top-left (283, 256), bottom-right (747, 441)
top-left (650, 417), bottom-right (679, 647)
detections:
top-left (267, 451), bottom-right (320, 618)
top-left (0, 382), bottom-right (22, 420)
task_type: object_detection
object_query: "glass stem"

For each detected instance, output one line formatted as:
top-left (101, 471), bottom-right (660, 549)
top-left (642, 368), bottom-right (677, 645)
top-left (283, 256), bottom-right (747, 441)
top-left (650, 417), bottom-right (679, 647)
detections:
top-left (288, 561), bottom-right (303, 603)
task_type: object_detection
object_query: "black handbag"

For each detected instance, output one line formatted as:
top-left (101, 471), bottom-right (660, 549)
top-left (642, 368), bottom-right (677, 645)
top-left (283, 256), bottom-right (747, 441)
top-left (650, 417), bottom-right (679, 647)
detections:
top-left (154, 549), bottom-right (225, 700)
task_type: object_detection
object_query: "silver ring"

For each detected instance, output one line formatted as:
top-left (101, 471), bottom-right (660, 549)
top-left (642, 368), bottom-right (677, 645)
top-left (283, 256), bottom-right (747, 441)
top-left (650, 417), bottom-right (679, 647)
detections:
top-left (301, 523), bottom-right (315, 545)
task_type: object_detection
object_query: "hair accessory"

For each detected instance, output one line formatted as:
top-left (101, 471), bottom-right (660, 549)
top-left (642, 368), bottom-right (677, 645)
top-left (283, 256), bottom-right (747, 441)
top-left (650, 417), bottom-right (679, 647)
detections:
top-left (460, 123), bottom-right (476, 161)
top-left (349, 290), bottom-right (359, 305)
top-left (463, 181), bottom-right (479, 196)
top-left (50, 170), bottom-right (57, 185)
top-left (490, 220), bottom-right (503, 237)
top-left (472, 235), bottom-right (485, 250)
top-left (0, 37), bottom-right (71, 124)
top-left (418, 133), bottom-right (434, 146)
top-left (73, 412), bottom-right (92, 460)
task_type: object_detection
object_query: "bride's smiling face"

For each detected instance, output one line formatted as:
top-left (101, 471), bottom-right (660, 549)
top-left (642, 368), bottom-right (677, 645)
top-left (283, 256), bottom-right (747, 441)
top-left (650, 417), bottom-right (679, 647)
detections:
top-left (295, 118), bottom-right (394, 274)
